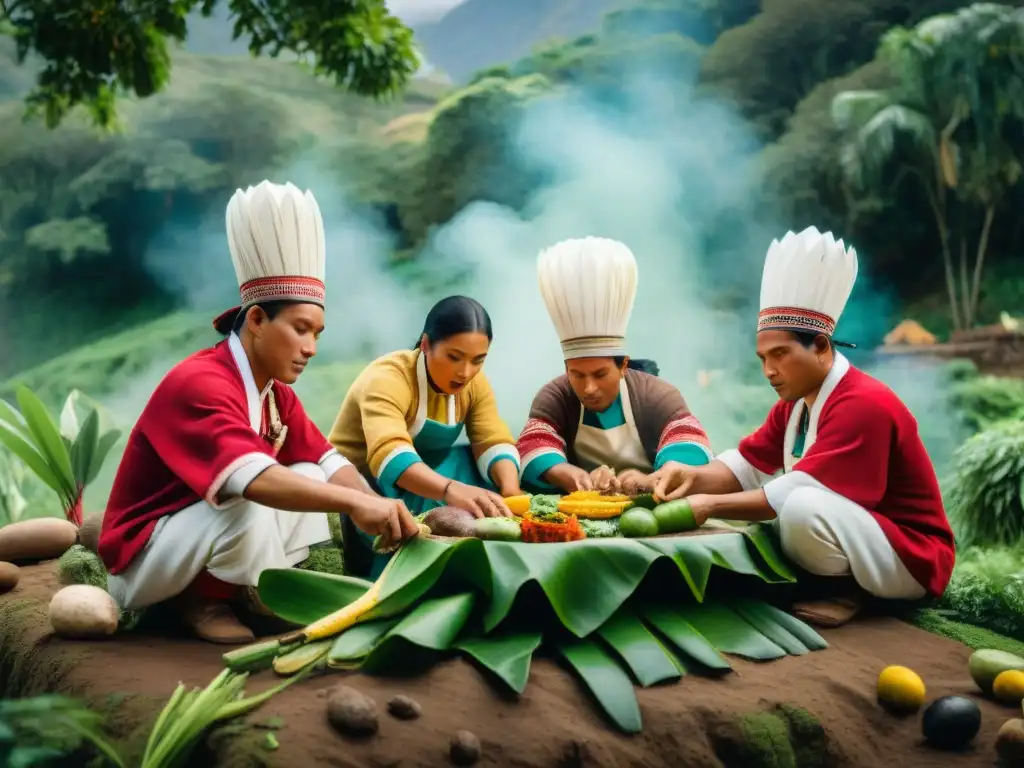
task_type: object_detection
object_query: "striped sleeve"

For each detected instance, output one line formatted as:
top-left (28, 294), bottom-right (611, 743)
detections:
top-left (517, 378), bottom-right (573, 490)
top-left (654, 413), bottom-right (713, 469)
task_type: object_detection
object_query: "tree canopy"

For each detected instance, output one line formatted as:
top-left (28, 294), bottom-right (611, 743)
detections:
top-left (2, 0), bottom-right (1024, 374)
top-left (0, 0), bottom-right (419, 128)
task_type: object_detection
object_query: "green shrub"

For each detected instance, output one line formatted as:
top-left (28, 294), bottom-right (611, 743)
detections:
top-left (936, 544), bottom-right (1024, 642)
top-left (945, 419), bottom-right (1024, 548)
top-left (948, 375), bottom-right (1024, 433)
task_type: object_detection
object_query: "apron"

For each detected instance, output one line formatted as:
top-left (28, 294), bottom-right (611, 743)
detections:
top-left (346, 353), bottom-right (496, 579)
top-left (574, 380), bottom-right (653, 474)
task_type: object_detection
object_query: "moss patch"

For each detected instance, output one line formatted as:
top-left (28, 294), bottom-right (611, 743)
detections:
top-left (296, 545), bottom-right (345, 577)
top-left (908, 608), bottom-right (1024, 656)
top-left (708, 704), bottom-right (833, 768)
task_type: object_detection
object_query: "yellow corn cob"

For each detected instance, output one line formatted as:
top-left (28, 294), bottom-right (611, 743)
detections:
top-left (557, 499), bottom-right (632, 519)
top-left (563, 490), bottom-right (631, 504)
top-left (504, 494), bottom-right (533, 516)
top-left (276, 553), bottom-right (397, 645)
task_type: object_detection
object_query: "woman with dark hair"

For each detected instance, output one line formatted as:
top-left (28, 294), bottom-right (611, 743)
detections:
top-left (517, 238), bottom-right (713, 495)
top-left (330, 295), bottom-right (521, 576)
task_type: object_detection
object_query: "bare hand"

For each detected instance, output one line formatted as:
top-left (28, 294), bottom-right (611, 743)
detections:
top-left (444, 481), bottom-right (512, 518)
top-left (348, 496), bottom-right (420, 548)
top-left (651, 461), bottom-right (697, 502)
top-left (685, 494), bottom-right (715, 526)
top-left (616, 469), bottom-right (653, 496)
top-left (589, 465), bottom-right (618, 493)
top-left (544, 463), bottom-right (594, 493)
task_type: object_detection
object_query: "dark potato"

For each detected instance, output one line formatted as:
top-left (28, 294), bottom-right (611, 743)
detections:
top-left (423, 506), bottom-right (477, 538)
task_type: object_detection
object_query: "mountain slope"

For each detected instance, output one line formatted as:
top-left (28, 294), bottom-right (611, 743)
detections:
top-left (413, 0), bottom-right (624, 82)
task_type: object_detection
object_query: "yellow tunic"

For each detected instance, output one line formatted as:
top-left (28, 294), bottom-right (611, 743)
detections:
top-left (329, 349), bottom-right (518, 488)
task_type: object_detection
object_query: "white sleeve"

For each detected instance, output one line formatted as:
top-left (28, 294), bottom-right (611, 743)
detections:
top-left (715, 449), bottom-right (774, 491)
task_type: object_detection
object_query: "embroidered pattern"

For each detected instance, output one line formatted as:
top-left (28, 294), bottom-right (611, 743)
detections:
top-left (518, 417), bottom-right (567, 464)
top-left (658, 414), bottom-right (712, 452)
top-left (240, 275), bottom-right (325, 307)
top-left (757, 306), bottom-right (835, 336)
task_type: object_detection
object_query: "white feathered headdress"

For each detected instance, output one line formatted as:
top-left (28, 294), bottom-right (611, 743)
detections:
top-left (537, 237), bottom-right (638, 359)
top-left (214, 180), bottom-right (326, 330)
top-left (757, 226), bottom-right (858, 337)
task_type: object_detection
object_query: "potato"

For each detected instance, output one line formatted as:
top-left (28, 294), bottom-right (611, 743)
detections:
top-left (423, 506), bottom-right (477, 538)
top-left (0, 561), bottom-right (20, 593)
top-left (0, 517), bottom-right (78, 563)
top-left (48, 584), bottom-right (120, 639)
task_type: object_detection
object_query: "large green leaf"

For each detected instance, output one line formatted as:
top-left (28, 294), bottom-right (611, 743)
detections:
top-left (86, 429), bottom-right (122, 486)
top-left (15, 387), bottom-right (76, 497)
top-left (731, 599), bottom-right (828, 654)
top-left (596, 608), bottom-right (683, 687)
top-left (455, 631), bottom-right (542, 694)
top-left (676, 603), bottom-right (787, 660)
top-left (0, 399), bottom-right (30, 440)
top-left (640, 604), bottom-right (731, 671)
top-left (554, 637), bottom-right (643, 734)
top-left (328, 617), bottom-right (402, 669)
top-left (69, 409), bottom-right (99, 488)
top-left (0, 421), bottom-right (67, 497)
top-left (366, 535), bottom-right (460, 618)
top-left (257, 569), bottom-right (372, 625)
top-left (361, 592), bottom-right (477, 673)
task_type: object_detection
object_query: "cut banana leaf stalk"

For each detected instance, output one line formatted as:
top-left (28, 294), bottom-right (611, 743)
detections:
top-left (328, 617), bottom-right (403, 669)
top-left (223, 638), bottom-right (298, 674)
top-left (273, 639), bottom-right (333, 676)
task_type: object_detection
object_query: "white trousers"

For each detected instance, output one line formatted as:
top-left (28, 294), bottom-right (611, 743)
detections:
top-left (107, 462), bottom-right (332, 611)
top-left (773, 487), bottom-right (926, 600)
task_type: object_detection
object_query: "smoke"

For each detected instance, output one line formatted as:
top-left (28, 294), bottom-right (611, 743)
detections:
top-left (113, 48), bottom-right (962, 482)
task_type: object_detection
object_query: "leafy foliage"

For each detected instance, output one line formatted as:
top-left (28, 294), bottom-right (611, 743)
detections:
top-left (831, 4), bottom-right (1024, 331)
top-left (0, 387), bottom-right (120, 524)
top-left (945, 418), bottom-right (1024, 547)
top-left (936, 542), bottom-right (1024, 642)
top-left (0, 0), bottom-right (418, 129)
top-left (949, 373), bottom-right (1024, 432)
top-left (0, 694), bottom-right (125, 767)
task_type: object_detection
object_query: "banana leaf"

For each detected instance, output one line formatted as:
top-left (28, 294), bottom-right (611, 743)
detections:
top-left (330, 527), bottom-right (796, 639)
top-left (454, 631), bottom-right (542, 694)
top-left (258, 569), bottom-right (372, 625)
top-left (251, 528), bottom-right (828, 735)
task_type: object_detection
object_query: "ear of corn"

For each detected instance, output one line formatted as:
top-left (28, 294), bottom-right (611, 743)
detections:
top-left (277, 574), bottom-right (384, 645)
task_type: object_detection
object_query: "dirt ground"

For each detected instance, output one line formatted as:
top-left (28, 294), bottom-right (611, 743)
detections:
top-left (1, 561), bottom-right (1016, 768)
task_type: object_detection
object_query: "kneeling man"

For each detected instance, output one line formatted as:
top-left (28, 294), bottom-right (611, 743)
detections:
top-left (98, 181), bottom-right (418, 644)
top-left (651, 227), bottom-right (955, 626)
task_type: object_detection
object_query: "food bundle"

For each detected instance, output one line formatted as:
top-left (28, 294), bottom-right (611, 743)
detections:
top-left (420, 491), bottom-right (699, 542)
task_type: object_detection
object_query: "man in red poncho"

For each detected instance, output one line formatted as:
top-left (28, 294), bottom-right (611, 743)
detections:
top-left (650, 226), bottom-right (955, 627)
top-left (98, 181), bottom-right (419, 644)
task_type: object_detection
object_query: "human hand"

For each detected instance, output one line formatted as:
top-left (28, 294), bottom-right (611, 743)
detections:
top-left (348, 495), bottom-right (420, 548)
top-left (651, 461), bottom-right (698, 502)
top-left (544, 463), bottom-right (594, 493)
top-left (589, 465), bottom-right (618, 493)
top-left (444, 481), bottom-right (512, 518)
top-left (683, 494), bottom-right (714, 527)
top-left (616, 468), bottom-right (653, 496)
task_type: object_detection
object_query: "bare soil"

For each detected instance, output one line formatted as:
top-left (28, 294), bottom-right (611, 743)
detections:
top-left (1, 561), bottom-right (1014, 767)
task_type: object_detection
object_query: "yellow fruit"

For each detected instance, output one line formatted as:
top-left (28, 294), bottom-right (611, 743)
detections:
top-left (994, 670), bottom-right (1024, 705)
top-left (877, 665), bottom-right (926, 713)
